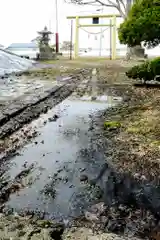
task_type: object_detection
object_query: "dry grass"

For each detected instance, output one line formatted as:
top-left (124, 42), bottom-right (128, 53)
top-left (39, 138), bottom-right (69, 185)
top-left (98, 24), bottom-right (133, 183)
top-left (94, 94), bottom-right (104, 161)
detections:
top-left (107, 88), bottom-right (160, 180)
top-left (39, 57), bottom-right (133, 68)
top-left (24, 58), bottom-right (132, 82)
top-left (24, 57), bottom-right (110, 80)
top-left (22, 65), bottom-right (81, 80)
top-left (125, 93), bottom-right (160, 142)
top-left (25, 58), bottom-right (140, 83)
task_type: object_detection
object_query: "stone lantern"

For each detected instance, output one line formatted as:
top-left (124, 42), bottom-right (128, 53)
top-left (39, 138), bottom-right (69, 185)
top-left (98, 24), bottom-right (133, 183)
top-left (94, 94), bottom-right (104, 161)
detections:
top-left (37, 26), bottom-right (55, 60)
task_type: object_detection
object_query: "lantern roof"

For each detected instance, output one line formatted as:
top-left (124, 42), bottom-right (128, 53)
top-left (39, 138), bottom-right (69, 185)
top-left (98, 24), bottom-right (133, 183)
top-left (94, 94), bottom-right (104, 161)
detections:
top-left (38, 26), bottom-right (52, 35)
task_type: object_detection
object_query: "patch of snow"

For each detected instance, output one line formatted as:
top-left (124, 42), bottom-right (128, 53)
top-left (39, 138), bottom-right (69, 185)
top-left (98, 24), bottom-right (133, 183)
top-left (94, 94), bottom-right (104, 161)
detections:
top-left (0, 49), bottom-right (34, 76)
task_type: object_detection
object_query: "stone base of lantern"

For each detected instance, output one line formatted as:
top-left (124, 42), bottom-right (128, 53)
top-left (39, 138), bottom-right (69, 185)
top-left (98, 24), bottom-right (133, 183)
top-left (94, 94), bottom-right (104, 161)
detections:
top-left (39, 46), bottom-right (57, 60)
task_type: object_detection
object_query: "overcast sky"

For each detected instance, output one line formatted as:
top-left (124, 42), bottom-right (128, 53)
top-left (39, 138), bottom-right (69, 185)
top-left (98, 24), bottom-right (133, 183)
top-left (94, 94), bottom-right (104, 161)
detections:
top-left (0, 0), bottom-right (159, 55)
top-left (0, 0), bottom-right (122, 47)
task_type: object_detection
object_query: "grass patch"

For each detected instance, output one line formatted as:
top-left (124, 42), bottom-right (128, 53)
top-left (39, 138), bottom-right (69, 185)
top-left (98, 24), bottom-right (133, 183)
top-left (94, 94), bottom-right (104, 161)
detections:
top-left (38, 59), bottom-right (58, 64)
top-left (76, 57), bottom-right (110, 62)
top-left (23, 58), bottom-right (119, 80)
top-left (102, 90), bottom-right (160, 180)
top-left (150, 140), bottom-right (160, 148)
top-left (126, 108), bottom-right (160, 137)
top-left (23, 68), bottom-right (60, 77)
top-left (104, 121), bottom-right (121, 130)
top-left (22, 66), bottom-right (81, 80)
top-left (123, 97), bottom-right (160, 152)
top-left (126, 118), bottom-right (154, 135)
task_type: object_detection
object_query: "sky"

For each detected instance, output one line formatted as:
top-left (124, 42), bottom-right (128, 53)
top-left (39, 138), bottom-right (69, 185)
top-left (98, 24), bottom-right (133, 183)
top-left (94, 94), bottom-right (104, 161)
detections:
top-left (0, 0), bottom-right (159, 55)
top-left (0, 0), bottom-right (122, 47)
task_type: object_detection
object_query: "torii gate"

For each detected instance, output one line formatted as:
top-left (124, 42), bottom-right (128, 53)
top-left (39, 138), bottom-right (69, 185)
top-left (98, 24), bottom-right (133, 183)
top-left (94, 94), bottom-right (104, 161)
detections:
top-left (67, 14), bottom-right (121, 60)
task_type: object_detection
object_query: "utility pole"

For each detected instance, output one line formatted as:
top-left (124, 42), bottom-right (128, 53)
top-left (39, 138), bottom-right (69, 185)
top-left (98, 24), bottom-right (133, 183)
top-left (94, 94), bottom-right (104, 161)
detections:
top-left (55, 0), bottom-right (59, 53)
top-left (109, 19), bottom-right (112, 60)
top-left (99, 7), bottom-right (103, 57)
top-left (96, 8), bottom-right (103, 57)
top-left (70, 20), bottom-right (73, 60)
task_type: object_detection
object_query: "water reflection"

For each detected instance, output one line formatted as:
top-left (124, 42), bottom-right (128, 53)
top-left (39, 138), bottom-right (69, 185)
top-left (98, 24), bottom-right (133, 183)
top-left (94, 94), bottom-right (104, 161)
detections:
top-left (2, 98), bottom-right (116, 219)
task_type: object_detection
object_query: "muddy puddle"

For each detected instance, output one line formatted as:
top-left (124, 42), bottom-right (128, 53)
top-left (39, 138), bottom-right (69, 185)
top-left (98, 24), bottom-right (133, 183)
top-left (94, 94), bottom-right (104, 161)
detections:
top-left (1, 95), bottom-right (120, 220)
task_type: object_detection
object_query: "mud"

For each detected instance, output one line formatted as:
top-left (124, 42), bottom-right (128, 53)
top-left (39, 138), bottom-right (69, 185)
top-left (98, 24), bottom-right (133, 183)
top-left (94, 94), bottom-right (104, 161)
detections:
top-left (0, 214), bottom-right (65, 240)
top-left (0, 64), bottom-right (160, 239)
top-left (0, 94), bottom-right (159, 238)
top-left (0, 69), bottom-right (90, 139)
top-left (1, 98), bottom-right (109, 219)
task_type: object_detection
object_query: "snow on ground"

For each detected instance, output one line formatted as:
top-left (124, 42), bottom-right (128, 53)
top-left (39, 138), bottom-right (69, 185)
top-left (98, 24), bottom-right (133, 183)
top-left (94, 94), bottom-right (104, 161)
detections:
top-left (0, 49), bottom-right (33, 76)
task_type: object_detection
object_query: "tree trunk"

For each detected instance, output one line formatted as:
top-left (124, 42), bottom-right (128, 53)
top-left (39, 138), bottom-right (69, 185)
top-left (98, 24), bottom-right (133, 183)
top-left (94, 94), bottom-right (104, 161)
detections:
top-left (126, 45), bottom-right (146, 60)
top-left (126, 0), bottom-right (132, 16)
top-left (125, 0), bottom-right (146, 60)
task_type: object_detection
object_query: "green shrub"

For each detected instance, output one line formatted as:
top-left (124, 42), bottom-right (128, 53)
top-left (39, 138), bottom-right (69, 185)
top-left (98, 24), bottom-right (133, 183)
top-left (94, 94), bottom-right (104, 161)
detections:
top-left (126, 57), bottom-right (160, 82)
top-left (150, 57), bottom-right (160, 77)
top-left (126, 65), bottom-right (142, 79)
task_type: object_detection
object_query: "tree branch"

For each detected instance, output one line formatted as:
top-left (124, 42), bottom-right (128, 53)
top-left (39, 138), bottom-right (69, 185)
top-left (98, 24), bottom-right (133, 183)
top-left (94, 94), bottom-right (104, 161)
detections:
top-left (65, 0), bottom-right (127, 18)
top-left (65, 0), bottom-right (99, 6)
top-left (94, 0), bottom-right (116, 7)
top-left (97, 0), bottom-right (126, 17)
top-left (118, 0), bottom-right (126, 11)
top-left (115, 0), bottom-right (126, 17)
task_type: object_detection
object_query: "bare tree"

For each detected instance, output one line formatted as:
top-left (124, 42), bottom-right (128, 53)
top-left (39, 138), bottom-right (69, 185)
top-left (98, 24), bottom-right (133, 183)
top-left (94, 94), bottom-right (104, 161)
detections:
top-left (61, 41), bottom-right (74, 50)
top-left (65, 0), bottom-right (133, 19)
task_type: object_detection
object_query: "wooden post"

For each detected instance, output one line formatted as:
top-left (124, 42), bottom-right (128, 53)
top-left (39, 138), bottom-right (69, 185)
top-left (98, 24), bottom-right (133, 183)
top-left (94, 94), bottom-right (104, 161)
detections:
top-left (74, 16), bottom-right (79, 59)
top-left (109, 19), bottom-right (112, 60)
top-left (111, 15), bottom-right (116, 60)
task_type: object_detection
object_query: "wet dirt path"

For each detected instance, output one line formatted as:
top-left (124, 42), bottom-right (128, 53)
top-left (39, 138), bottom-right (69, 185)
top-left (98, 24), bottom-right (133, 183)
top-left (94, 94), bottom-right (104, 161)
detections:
top-left (1, 94), bottom-right (119, 221)
top-left (0, 63), bottom-right (159, 238)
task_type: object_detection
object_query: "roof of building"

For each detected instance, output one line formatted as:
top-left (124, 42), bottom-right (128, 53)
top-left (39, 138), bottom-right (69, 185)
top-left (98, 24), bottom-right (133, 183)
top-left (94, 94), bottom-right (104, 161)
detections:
top-left (7, 42), bottom-right (38, 49)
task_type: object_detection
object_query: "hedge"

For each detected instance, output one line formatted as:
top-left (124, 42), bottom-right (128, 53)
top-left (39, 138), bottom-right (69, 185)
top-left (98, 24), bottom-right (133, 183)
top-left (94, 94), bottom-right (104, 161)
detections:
top-left (126, 57), bottom-right (160, 82)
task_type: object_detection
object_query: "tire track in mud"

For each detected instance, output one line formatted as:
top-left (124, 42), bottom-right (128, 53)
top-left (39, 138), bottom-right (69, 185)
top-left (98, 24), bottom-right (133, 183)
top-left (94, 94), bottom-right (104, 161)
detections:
top-left (0, 70), bottom-right (90, 139)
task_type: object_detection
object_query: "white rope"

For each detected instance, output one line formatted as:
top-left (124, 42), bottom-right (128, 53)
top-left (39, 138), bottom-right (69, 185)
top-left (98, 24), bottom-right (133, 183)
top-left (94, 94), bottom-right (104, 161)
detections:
top-left (80, 27), bottom-right (110, 35)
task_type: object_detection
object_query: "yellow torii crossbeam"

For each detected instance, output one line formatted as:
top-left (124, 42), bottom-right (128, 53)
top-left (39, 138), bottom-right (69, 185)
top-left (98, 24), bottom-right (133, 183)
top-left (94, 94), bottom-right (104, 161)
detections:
top-left (67, 14), bottom-right (121, 60)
